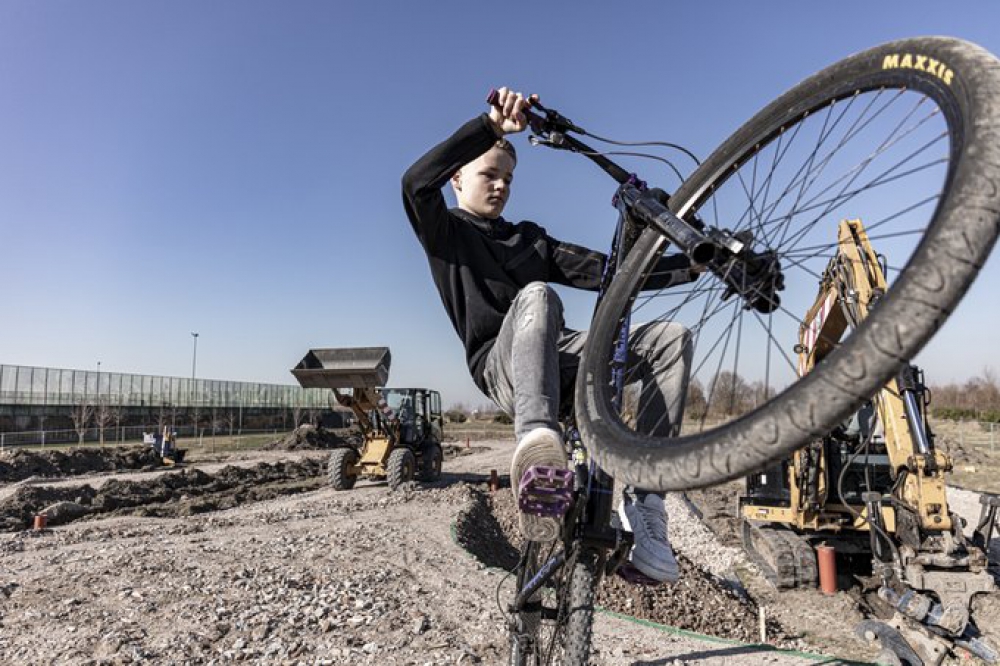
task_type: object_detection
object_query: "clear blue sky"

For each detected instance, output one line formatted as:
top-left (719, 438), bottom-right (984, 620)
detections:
top-left (3, 1), bottom-right (999, 408)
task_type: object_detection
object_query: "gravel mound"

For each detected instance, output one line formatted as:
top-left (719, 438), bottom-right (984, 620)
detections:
top-left (0, 446), bottom-right (162, 483)
top-left (265, 425), bottom-right (360, 451)
top-left (456, 486), bottom-right (793, 645)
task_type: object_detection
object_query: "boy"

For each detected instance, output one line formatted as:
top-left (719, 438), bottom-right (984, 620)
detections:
top-left (402, 88), bottom-right (696, 582)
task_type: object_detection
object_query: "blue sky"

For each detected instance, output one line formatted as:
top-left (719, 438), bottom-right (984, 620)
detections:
top-left (2, 1), bottom-right (1000, 408)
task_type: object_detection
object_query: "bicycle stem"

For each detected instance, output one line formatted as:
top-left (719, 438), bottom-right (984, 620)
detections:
top-left (615, 184), bottom-right (716, 264)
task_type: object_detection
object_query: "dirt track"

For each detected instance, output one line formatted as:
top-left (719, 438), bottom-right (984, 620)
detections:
top-left (0, 440), bottom-right (996, 664)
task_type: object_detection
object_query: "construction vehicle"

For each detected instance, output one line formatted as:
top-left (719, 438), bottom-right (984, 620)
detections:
top-left (291, 347), bottom-right (444, 491)
top-left (738, 219), bottom-right (999, 665)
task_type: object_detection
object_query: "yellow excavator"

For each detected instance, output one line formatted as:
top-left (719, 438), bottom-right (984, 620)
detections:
top-left (739, 219), bottom-right (999, 665)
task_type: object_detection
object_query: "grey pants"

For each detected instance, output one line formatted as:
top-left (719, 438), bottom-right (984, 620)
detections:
top-left (482, 282), bottom-right (692, 443)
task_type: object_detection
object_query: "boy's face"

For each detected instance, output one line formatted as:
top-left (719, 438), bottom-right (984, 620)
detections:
top-left (451, 146), bottom-right (515, 219)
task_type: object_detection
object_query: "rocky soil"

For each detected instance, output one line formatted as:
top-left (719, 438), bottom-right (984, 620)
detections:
top-left (0, 446), bottom-right (162, 483)
top-left (263, 425), bottom-right (360, 451)
top-left (1, 439), bottom-right (998, 665)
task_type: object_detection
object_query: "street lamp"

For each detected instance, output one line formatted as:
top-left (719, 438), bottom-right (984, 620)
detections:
top-left (191, 333), bottom-right (199, 380)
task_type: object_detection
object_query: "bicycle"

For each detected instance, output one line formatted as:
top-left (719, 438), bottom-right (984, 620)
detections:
top-left (499, 36), bottom-right (1000, 665)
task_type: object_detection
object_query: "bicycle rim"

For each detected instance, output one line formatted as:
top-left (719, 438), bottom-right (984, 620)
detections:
top-left (576, 36), bottom-right (1000, 491)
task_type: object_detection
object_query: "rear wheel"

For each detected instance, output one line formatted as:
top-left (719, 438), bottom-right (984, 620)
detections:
top-left (419, 442), bottom-right (443, 482)
top-left (386, 447), bottom-right (416, 490)
top-left (507, 540), bottom-right (603, 665)
top-left (560, 547), bottom-right (603, 665)
top-left (576, 36), bottom-right (1000, 491)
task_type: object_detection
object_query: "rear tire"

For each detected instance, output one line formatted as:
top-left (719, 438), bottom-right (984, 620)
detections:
top-left (327, 448), bottom-right (359, 491)
top-left (387, 447), bottom-right (416, 490)
top-left (507, 540), bottom-right (603, 665)
top-left (561, 547), bottom-right (603, 665)
top-left (419, 442), bottom-right (443, 482)
top-left (576, 36), bottom-right (1000, 491)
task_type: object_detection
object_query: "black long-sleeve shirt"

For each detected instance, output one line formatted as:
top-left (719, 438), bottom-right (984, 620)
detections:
top-left (402, 114), bottom-right (694, 391)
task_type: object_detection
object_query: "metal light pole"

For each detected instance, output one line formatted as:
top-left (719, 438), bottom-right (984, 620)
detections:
top-left (191, 333), bottom-right (199, 380)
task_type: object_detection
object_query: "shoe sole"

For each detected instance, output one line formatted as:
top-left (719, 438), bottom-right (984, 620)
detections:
top-left (511, 433), bottom-right (566, 543)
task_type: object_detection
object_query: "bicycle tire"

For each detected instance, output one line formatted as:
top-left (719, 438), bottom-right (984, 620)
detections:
top-left (508, 541), bottom-right (546, 666)
top-left (560, 547), bottom-right (603, 665)
top-left (576, 37), bottom-right (1000, 491)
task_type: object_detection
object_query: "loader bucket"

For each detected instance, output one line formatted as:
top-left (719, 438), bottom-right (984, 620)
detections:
top-left (291, 347), bottom-right (391, 389)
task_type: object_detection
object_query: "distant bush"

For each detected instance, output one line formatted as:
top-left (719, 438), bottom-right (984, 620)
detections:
top-left (444, 409), bottom-right (468, 424)
top-left (931, 408), bottom-right (1000, 424)
top-left (492, 412), bottom-right (513, 425)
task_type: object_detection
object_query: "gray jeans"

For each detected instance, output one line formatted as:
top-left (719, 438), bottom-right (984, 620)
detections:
top-left (482, 282), bottom-right (692, 443)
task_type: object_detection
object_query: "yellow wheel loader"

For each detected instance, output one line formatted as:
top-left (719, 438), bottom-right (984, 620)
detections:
top-left (738, 219), bottom-right (999, 665)
top-left (291, 347), bottom-right (444, 491)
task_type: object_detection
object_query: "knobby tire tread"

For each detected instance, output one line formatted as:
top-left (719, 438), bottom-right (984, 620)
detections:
top-left (560, 547), bottom-right (602, 665)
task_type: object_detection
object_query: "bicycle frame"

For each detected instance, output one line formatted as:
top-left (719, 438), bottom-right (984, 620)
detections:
top-left (508, 182), bottom-right (648, 626)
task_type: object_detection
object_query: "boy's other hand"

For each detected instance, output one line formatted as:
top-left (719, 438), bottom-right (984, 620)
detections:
top-left (488, 87), bottom-right (538, 136)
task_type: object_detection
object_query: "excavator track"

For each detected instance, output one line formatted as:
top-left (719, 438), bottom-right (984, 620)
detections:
top-left (741, 520), bottom-right (818, 589)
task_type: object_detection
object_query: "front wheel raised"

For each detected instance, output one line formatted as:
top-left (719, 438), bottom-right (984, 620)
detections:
top-left (576, 36), bottom-right (1000, 492)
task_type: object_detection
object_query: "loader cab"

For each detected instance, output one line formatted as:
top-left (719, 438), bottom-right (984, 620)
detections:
top-left (379, 388), bottom-right (444, 447)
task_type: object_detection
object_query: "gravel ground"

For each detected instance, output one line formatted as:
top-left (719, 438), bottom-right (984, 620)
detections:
top-left (0, 441), bottom-right (835, 665)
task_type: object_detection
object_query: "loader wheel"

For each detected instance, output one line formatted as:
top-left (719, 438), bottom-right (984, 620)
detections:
top-left (387, 448), bottom-right (416, 490)
top-left (419, 442), bottom-right (443, 482)
top-left (327, 448), bottom-right (359, 491)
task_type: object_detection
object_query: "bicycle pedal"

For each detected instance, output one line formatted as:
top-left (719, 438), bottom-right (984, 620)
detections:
top-left (518, 466), bottom-right (574, 517)
top-left (616, 562), bottom-right (663, 587)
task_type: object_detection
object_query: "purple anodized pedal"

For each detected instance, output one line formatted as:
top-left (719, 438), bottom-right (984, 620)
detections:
top-left (518, 466), bottom-right (574, 518)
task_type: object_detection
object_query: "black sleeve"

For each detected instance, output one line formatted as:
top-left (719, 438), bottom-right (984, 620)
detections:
top-left (548, 233), bottom-right (697, 293)
top-left (548, 238), bottom-right (607, 292)
top-left (643, 253), bottom-right (698, 290)
top-left (401, 114), bottom-right (501, 248)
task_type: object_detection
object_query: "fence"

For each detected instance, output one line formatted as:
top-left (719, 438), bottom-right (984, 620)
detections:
top-left (0, 363), bottom-right (328, 409)
top-left (937, 420), bottom-right (1000, 454)
top-left (0, 424), bottom-right (287, 450)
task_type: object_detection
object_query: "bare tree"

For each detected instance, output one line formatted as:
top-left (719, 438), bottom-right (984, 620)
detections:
top-left (707, 371), bottom-right (753, 417)
top-left (292, 405), bottom-right (304, 429)
top-left (71, 399), bottom-right (94, 445)
top-left (224, 411), bottom-right (237, 439)
top-left (94, 399), bottom-right (115, 446)
top-left (111, 404), bottom-right (124, 444)
top-left (684, 379), bottom-right (708, 420)
top-left (307, 408), bottom-right (321, 428)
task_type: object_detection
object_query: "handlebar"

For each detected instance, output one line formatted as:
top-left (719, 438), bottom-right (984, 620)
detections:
top-left (486, 90), bottom-right (783, 313)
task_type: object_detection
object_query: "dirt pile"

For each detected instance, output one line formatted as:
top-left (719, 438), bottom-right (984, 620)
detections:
top-left (265, 425), bottom-right (359, 451)
top-left (0, 459), bottom-right (325, 531)
top-left (0, 446), bottom-right (162, 483)
top-left (455, 487), bottom-right (793, 645)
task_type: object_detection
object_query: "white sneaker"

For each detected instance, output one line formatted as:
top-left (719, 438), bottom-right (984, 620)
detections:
top-left (511, 427), bottom-right (566, 542)
top-left (618, 490), bottom-right (679, 583)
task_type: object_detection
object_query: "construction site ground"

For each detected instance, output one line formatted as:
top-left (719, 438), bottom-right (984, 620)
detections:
top-left (0, 436), bottom-right (998, 664)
